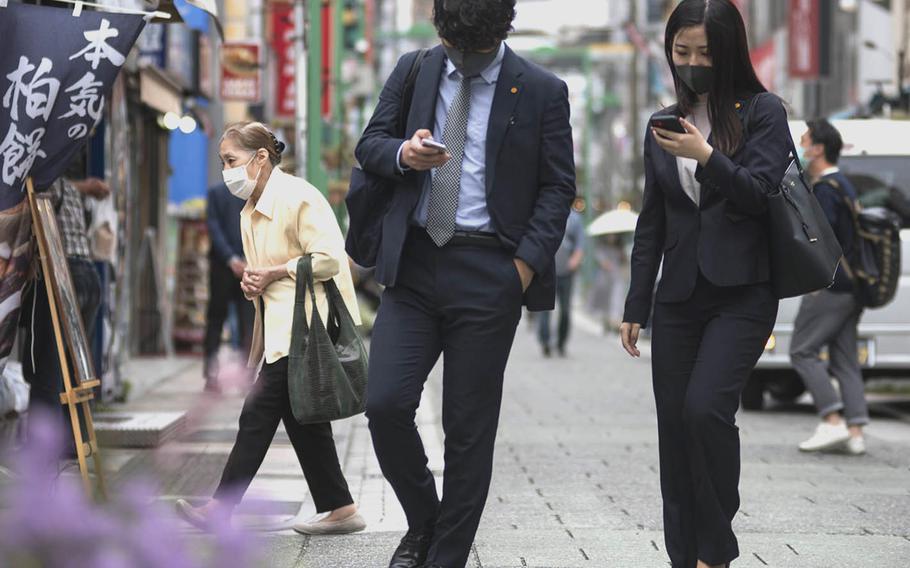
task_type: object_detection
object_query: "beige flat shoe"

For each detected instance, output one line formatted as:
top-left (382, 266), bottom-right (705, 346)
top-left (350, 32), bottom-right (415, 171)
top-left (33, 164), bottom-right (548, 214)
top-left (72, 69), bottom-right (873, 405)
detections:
top-left (292, 511), bottom-right (367, 535)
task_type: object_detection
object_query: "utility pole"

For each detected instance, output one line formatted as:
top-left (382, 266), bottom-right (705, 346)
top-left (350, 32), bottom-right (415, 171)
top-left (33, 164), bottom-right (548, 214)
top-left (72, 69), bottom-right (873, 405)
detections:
top-left (307, 0), bottom-right (328, 191)
top-left (628, 0), bottom-right (642, 197)
top-left (294, 0), bottom-right (308, 178)
top-left (293, 0), bottom-right (329, 191)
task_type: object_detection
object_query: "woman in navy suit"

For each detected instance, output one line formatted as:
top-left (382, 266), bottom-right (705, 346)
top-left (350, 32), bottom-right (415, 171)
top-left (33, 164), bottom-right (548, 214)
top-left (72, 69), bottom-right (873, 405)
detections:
top-left (620, 2), bottom-right (792, 567)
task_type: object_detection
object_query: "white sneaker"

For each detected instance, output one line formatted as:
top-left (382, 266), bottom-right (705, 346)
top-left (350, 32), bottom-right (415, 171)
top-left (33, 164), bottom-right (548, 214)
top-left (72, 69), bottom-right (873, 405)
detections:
top-left (798, 422), bottom-right (850, 452)
top-left (845, 436), bottom-right (866, 455)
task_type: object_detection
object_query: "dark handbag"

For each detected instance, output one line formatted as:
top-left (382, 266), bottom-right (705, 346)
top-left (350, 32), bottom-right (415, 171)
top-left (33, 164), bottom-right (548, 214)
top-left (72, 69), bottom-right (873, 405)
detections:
top-left (738, 93), bottom-right (842, 298)
top-left (766, 137), bottom-right (843, 298)
top-left (288, 256), bottom-right (369, 425)
top-left (345, 49), bottom-right (429, 267)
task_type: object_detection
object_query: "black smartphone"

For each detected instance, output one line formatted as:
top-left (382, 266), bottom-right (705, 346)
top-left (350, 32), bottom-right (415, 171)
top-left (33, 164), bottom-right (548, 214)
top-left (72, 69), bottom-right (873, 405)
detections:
top-left (650, 114), bottom-right (687, 134)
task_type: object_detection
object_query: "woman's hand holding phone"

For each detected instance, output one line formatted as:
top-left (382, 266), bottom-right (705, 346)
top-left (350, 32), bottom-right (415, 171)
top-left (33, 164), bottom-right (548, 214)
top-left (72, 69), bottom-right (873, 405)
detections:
top-left (651, 116), bottom-right (714, 165)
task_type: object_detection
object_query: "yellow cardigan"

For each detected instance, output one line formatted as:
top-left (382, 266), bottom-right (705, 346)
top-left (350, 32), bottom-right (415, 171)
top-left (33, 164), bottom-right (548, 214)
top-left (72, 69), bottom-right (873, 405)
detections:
top-left (240, 167), bottom-right (361, 367)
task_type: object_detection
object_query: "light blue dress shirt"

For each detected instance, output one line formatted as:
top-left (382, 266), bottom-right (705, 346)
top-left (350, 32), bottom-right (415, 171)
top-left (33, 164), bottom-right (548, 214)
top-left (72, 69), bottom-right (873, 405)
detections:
top-left (409, 42), bottom-right (506, 232)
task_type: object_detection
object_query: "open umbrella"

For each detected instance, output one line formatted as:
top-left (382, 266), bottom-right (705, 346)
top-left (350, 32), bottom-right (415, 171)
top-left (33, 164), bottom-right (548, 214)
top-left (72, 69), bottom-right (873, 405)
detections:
top-left (587, 209), bottom-right (640, 236)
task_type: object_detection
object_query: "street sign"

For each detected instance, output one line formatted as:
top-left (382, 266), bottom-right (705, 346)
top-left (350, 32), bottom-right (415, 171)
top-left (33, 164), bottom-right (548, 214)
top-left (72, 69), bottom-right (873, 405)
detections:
top-left (220, 41), bottom-right (261, 102)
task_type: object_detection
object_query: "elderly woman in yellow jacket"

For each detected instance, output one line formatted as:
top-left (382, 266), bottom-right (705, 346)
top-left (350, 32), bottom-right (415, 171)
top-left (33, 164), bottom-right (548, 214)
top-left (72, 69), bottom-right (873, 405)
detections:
top-left (177, 122), bottom-right (365, 535)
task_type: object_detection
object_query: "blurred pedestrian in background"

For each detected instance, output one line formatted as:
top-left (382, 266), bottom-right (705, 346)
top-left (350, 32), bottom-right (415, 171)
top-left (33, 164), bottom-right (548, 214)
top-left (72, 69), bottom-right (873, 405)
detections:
top-left (621, 1), bottom-right (792, 566)
top-left (21, 158), bottom-right (109, 456)
top-left (589, 233), bottom-right (627, 333)
top-left (538, 205), bottom-right (584, 357)
top-left (203, 181), bottom-right (254, 393)
top-left (354, 0), bottom-right (575, 565)
top-left (791, 119), bottom-right (869, 455)
top-left (177, 122), bottom-right (365, 536)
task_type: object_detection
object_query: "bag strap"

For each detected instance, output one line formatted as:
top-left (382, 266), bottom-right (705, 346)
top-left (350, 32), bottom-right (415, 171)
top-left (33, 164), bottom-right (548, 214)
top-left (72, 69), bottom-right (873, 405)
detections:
top-left (742, 92), bottom-right (808, 180)
top-left (293, 255), bottom-right (323, 337)
top-left (821, 177), bottom-right (860, 216)
top-left (397, 48), bottom-right (429, 138)
top-left (823, 176), bottom-right (879, 246)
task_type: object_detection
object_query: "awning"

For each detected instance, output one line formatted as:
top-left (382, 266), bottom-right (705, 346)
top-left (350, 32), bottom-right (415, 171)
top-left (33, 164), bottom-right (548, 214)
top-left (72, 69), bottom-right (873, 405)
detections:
top-left (139, 66), bottom-right (183, 115)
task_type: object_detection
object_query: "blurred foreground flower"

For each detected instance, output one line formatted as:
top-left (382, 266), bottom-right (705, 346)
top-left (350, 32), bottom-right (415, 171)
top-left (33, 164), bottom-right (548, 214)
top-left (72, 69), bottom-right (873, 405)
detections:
top-left (0, 410), bottom-right (262, 568)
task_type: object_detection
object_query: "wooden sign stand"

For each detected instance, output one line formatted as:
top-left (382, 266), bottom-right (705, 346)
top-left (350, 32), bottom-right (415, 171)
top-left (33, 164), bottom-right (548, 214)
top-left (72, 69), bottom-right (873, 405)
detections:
top-left (25, 177), bottom-right (106, 499)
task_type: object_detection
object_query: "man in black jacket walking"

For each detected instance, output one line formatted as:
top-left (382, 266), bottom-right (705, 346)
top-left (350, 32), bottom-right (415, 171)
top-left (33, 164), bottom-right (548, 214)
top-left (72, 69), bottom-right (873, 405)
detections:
top-left (204, 182), bottom-right (253, 393)
top-left (791, 119), bottom-right (869, 455)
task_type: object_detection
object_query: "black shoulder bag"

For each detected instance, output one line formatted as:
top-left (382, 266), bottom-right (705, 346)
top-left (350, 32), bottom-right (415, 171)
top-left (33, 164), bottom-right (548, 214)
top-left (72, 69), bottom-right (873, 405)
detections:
top-left (345, 49), bottom-right (429, 267)
top-left (744, 93), bottom-right (843, 298)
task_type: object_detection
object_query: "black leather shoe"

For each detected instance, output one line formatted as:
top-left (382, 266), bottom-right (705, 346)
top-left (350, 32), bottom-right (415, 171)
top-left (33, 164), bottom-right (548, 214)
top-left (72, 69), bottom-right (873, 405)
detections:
top-left (388, 529), bottom-right (433, 568)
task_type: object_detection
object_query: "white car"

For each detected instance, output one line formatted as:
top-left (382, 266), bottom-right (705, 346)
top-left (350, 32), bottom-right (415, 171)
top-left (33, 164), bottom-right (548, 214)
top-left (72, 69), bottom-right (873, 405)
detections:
top-left (745, 120), bottom-right (910, 410)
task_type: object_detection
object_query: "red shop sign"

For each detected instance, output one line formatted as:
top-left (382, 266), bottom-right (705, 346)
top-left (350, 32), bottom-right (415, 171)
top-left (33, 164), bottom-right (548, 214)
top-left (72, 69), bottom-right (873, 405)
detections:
top-left (272, 3), bottom-right (296, 118)
top-left (788, 0), bottom-right (820, 79)
top-left (221, 41), bottom-right (262, 102)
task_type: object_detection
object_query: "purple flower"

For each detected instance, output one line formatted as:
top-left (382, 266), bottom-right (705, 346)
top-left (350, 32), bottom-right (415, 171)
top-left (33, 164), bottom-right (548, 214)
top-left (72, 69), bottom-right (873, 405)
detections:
top-left (0, 411), bottom-right (263, 568)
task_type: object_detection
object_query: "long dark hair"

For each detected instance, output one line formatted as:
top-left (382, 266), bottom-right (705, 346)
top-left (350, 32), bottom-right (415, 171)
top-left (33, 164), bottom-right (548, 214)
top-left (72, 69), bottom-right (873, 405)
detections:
top-left (664, 0), bottom-right (766, 156)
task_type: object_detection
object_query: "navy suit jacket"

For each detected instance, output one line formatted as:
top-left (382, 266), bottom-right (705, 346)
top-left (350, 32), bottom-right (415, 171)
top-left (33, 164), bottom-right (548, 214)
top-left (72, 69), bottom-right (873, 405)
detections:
top-left (624, 93), bottom-right (792, 327)
top-left (206, 182), bottom-right (246, 265)
top-left (354, 45), bottom-right (576, 311)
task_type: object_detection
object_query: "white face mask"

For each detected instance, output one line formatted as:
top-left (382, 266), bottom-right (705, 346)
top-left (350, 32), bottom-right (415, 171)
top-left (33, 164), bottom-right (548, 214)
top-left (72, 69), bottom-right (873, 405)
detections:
top-left (222, 154), bottom-right (262, 200)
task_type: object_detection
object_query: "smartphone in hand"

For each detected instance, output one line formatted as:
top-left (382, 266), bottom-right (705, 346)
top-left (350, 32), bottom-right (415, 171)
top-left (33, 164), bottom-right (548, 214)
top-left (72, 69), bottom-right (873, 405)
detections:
top-left (420, 138), bottom-right (448, 153)
top-left (650, 114), bottom-right (687, 135)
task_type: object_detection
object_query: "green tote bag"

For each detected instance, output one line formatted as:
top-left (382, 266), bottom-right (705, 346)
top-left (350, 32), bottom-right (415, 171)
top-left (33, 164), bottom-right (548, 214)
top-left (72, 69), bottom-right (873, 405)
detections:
top-left (288, 255), bottom-right (368, 425)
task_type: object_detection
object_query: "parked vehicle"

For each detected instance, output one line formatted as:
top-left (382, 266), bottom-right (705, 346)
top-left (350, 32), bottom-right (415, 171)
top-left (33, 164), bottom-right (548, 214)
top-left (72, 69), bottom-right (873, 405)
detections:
top-left (744, 120), bottom-right (910, 410)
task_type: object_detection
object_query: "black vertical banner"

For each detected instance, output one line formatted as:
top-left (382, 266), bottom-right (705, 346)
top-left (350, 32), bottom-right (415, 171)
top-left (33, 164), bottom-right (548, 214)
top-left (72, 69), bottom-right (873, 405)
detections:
top-left (0, 2), bottom-right (146, 205)
top-left (0, 2), bottom-right (145, 369)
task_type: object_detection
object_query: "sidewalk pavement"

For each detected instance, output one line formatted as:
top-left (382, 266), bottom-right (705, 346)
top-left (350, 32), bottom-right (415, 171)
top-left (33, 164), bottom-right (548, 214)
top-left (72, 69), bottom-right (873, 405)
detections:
top-left (105, 316), bottom-right (910, 568)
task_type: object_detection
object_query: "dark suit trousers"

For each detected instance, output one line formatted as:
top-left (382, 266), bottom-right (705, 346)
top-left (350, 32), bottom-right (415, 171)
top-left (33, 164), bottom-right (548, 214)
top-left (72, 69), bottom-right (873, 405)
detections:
top-left (650, 274), bottom-right (777, 568)
top-left (213, 358), bottom-right (354, 512)
top-left (366, 230), bottom-right (523, 568)
top-left (204, 257), bottom-right (254, 380)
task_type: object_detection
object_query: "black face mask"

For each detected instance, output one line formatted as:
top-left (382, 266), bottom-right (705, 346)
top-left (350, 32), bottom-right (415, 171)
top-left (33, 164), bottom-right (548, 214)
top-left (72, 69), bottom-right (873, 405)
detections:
top-left (676, 64), bottom-right (714, 95)
top-left (443, 42), bottom-right (500, 78)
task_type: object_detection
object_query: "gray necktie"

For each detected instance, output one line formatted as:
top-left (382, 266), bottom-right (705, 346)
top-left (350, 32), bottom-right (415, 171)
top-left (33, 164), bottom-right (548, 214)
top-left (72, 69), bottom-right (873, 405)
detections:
top-left (426, 77), bottom-right (472, 247)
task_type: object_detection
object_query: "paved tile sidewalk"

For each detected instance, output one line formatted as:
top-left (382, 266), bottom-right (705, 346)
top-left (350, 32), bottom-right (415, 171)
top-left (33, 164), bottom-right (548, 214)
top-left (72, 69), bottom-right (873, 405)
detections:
top-left (110, 317), bottom-right (910, 567)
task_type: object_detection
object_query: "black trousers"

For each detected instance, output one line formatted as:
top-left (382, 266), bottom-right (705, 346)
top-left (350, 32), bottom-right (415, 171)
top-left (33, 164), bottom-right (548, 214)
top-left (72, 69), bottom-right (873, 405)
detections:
top-left (537, 273), bottom-right (574, 349)
top-left (204, 257), bottom-right (254, 380)
top-left (366, 230), bottom-right (523, 568)
top-left (650, 274), bottom-right (777, 568)
top-left (22, 258), bottom-right (101, 454)
top-left (213, 357), bottom-right (354, 512)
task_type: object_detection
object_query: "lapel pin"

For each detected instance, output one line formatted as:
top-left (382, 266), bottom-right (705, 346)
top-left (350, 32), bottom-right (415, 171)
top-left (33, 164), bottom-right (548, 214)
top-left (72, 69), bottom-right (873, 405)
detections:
top-left (735, 102), bottom-right (742, 109)
top-left (510, 87), bottom-right (518, 94)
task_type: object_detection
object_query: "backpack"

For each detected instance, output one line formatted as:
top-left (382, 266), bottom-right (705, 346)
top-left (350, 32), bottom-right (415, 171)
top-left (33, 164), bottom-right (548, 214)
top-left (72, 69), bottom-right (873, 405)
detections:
top-left (827, 178), bottom-right (902, 308)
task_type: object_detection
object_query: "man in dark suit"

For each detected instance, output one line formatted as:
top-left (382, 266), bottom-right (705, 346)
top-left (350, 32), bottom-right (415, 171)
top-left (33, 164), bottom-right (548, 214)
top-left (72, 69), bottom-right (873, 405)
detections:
top-left (354, 2), bottom-right (575, 567)
top-left (204, 182), bottom-right (253, 393)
